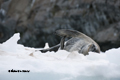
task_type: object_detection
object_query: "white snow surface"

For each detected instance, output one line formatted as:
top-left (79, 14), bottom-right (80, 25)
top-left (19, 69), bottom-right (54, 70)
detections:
top-left (0, 33), bottom-right (120, 80)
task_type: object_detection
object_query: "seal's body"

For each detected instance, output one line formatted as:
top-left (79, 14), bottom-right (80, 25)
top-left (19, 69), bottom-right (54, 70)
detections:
top-left (63, 37), bottom-right (98, 55)
top-left (40, 29), bottom-right (100, 55)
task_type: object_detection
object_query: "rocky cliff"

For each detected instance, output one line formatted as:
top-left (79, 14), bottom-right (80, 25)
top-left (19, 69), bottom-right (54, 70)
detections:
top-left (0, 0), bottom-right (120, 51)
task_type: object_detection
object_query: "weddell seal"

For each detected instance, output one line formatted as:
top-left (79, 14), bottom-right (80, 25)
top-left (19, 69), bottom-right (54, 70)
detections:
top-left (40, 29), bottom-right (100, 55)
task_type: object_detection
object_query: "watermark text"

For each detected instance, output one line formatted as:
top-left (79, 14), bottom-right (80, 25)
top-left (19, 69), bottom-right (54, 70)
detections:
top-left (8, 69), bottom-right (30, 73)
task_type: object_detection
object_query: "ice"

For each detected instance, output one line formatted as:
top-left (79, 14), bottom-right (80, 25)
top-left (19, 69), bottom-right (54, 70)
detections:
top-left (0, 33), bottom-right (120, 80)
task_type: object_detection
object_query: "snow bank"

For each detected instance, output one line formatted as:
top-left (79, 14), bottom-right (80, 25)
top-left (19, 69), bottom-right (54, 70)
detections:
top-left (0, 33), bottom-right (120, 80)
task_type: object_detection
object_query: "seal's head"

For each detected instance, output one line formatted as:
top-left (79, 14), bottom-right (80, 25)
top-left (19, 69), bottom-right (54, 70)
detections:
top-left (90, 44), bottom-right (100, 53)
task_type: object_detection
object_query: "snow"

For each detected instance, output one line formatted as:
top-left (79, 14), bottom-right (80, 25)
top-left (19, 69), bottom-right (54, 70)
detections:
top-left (0, 33), bottom-right (120, 80)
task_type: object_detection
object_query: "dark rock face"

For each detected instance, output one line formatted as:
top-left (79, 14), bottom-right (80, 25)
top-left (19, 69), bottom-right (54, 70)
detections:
top-left (0, 0), bottom-right (120, 51)
top-left (95, 22), bottom-right (120, 51)
top-left (0, 18), bottom-right (16, 43)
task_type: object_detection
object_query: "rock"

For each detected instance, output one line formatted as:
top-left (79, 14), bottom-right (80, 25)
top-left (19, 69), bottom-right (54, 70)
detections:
top-left (0, 20), bottom-right (15, 43)
top-left (94, 22), bottom-right (120, 51)
top-left (0, 0), bottom-right (120, 51)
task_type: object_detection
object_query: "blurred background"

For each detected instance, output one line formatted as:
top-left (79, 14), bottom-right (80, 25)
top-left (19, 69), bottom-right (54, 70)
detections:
top-left (0, 0), bottom-right (120, 52)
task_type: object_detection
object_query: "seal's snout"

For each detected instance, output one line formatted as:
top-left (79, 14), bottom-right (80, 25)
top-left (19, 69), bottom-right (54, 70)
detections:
top-left (94, 48), bottom-right (100, 53)
top-left (96, 50), bottom-right (100, 53)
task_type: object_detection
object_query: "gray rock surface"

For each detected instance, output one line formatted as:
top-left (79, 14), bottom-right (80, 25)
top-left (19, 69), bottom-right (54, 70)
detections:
top-left (0, 0), bottom-right (120, 51)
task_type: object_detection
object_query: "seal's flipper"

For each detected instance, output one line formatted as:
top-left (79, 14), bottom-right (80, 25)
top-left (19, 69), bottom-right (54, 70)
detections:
top-left (79, 44), bottom-right (93, 56)
top-left (56, 29), bottom-right (82, 37)
top-left (60, 36), bottom-right (66, 49)
top-left (40, 44), bottom-right (60, 53)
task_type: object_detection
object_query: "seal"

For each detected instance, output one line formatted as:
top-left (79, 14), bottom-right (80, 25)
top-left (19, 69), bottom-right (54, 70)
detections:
top-left (40, 29), bottom-right (100, 55)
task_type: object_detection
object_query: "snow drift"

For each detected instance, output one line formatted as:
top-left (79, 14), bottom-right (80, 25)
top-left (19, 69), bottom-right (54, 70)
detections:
top-left (0, 33), bottom-right (120, 80)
